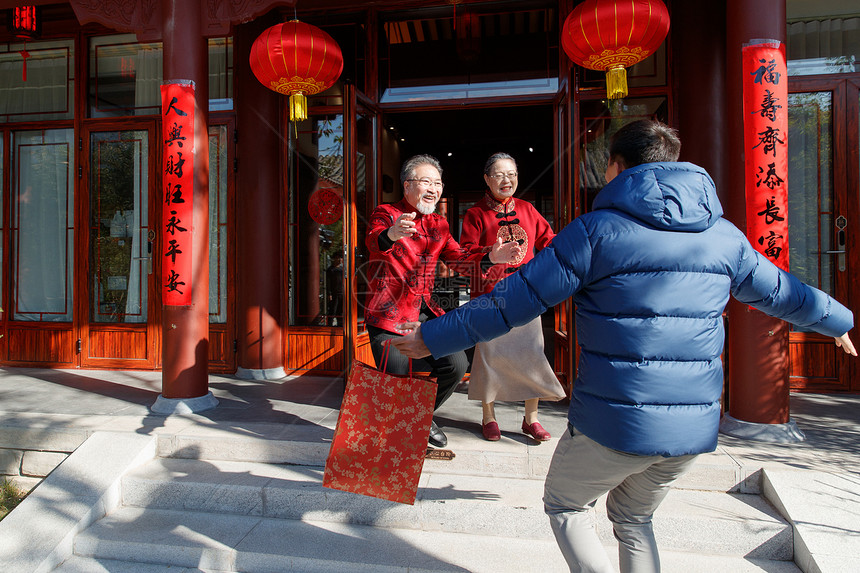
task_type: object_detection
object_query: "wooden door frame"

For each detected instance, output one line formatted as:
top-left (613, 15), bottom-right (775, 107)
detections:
top-left (787, 76), bottom-right (859, 392)
top-left (347, 87), bottom-right (380, 367)
top-left (78, 120), bottom-right (161, 370)
top-left (553, 77), bottom-right (574, 395)
top-left (206, 117), bottom-right (238, 373)
top-left (845, 76), bottom-right (860, 392)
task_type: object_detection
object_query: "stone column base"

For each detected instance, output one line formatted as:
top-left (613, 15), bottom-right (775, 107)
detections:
top-left (719, 413), bottom-right (805, 443)
top-left (151, 391), bottom-right (219, 414)
top-left (235, 366), bottom-right (287, 381)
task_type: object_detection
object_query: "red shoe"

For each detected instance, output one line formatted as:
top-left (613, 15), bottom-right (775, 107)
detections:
top-left (482, 421), bottom-right (501, 441)
top-left (522, 418), bottom-right (551, 441)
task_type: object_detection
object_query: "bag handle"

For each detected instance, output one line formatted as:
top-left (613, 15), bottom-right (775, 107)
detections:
top-left (382, 339), bottom-right (413, 377)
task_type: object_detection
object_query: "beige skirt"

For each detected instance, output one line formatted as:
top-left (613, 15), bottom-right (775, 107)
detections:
top-left (468, 317), bottom-right (567, 403)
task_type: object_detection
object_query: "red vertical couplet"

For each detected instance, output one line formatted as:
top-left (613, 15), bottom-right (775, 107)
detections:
top-left (160, 82), bottom-right (195, 305)
top-left (742, 42), bottom-right (789, 271)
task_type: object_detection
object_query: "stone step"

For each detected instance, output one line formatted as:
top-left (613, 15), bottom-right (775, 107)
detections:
top-left (72, 507), bottom-right (799, 573)
top-left (120, 457), bottom-right (792, 558)
top-left (55, 556), bottom-right (206, 572)
top-left (155, 423), bottom-right (754, 493)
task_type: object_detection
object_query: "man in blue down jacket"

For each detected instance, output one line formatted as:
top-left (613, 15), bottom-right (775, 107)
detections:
top-left (392, 119), bottom-right (856, 573)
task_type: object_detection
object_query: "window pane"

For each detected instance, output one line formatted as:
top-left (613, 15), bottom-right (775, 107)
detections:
top-left (306, 20), bottom-right (364, 108)
top-left (89, 130), bottom-right (149, 323)
top-left (578, 98), bottom-right (668, 213)
top-left (11, 129), bottom-right (75, 322)
top-left (89, 34), bottom-right (162, 117)
top-left (209, 125), bottom-right (228, 323)
top-left (787, 15), bottom-right (859, 76)
top-left (90, 34), bottom-right (233, 117)
top-left (380, 3), bottom-right (558, 102)
top-left (0, 39), bottom-right (75, 122)
top-left (209, 37), bottom-right (233, 111)
top-left (289, 115), bottom-right (345, 327)
top-left (354, 110), bottom-right (374, 331)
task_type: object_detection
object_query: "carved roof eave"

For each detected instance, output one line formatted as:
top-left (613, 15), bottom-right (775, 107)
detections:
top-left (69, 0), bottom-right (298, 42)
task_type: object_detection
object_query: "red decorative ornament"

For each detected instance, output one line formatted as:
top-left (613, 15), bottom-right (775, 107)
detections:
top-left (308, 188), bottom-right (343, 225)
top-left (10, 6), bottom-right (40, 40)
top-left (562, 0), bottom-right (670, 99)
top-left (249, 20), bottom-right (344, 122)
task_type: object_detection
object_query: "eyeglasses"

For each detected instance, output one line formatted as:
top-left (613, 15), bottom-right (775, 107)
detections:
top-left (407, 178), bottom-right (445, 190)
top-left (489, 172), bottom-right (518, 180)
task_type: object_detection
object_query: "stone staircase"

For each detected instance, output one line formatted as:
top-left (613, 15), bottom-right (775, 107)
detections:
top-left (0, 426), bottom-right (803, 572)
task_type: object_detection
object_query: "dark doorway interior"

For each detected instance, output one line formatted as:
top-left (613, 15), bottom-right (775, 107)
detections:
top-left (385, 105), bottom-right (556, 228)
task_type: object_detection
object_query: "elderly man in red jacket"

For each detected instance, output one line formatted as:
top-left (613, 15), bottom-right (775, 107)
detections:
top-left (365, 154), bottom-right (523, 448)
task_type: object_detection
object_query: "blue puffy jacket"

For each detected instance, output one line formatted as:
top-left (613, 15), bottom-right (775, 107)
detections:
top-left (422, 162), bottom-right (854, 456)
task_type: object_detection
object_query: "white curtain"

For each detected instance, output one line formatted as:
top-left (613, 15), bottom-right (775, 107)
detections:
top-left (208, 127), bottom-right (228, 323)
top-left (13, 129), bottom-right (74, 321)
top-left (788, 17), bottom-right (859, 72)
top-left (124, 138), bottom-right (147, 322)
top-left (134, 44), bottom-right (162, 112)
top-left (0, 41), bottom-right (73, 121)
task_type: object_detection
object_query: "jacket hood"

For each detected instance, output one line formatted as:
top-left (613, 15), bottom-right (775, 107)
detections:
top-left (592, 162), bottom-right (723, 232)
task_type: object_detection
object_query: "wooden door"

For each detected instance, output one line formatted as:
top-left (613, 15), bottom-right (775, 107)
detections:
top-left (4, 128), bottom-right (77, 366)
top-left (79, 125), bottom-right (159, 369)
top-left (787, 78), bottom-right (860, 391)
top-left (346, 87), bottom-right (379, 367)
top-left (206, 122), bottom-right (236, 372)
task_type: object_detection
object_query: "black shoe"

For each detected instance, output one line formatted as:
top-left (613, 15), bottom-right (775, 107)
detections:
top-left (428, 420), bottom-right (448, 448)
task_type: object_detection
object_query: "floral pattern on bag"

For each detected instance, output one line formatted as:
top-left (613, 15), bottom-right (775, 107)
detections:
top-left (323, 360), bottom-right (437, 505)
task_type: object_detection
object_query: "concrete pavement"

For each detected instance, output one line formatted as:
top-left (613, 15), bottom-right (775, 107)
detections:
top-left (1, 367), bottom-right (859, 571)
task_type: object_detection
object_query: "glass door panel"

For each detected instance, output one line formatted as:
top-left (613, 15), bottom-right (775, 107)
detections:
top-left (10, 129), bottom-right (74, 322)
top-left (787, 92), bottom-right (835, 304)
top-left (206, 122), bottom-right (234, 372)
top-left (89, 130), bottom-right (150, 323)
top-left (353, 107), bottom-right (374, 333)
top-left (288, 114), bottom-right (345, 329)
top-left (208, 124), bottom-right (228, 324)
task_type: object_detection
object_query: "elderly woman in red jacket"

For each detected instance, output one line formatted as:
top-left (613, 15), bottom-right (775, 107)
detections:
top-left (459, 152), bottom-right (566, 442)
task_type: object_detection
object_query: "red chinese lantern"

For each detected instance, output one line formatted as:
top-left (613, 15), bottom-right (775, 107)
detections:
top-left (249, 20), bottom-right (344, 121)
top-left (10, 6), bottom-right (40, 40)
top-left (562, 0), bottom-right (670, 99)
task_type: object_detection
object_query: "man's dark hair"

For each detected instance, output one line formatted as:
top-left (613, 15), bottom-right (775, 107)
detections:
top-left (609, 119), bottom-right (681, 168)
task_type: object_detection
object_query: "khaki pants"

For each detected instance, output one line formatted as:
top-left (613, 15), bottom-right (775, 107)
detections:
top-left (544, 425), bottom-right (698, 573)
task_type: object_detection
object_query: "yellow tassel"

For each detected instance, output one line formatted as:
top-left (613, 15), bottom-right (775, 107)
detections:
top-left (289, 93), bottom-right (308, 122)
top-left (605, 66), bottom-right (628, 100)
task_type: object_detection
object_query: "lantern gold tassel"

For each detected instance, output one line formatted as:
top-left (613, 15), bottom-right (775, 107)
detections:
top-left (605, 66), bottom-right (628, 99)
top-left (289, 92), bottom-right (308, 122)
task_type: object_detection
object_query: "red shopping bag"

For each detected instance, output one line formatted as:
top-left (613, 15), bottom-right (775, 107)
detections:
top-left (323, 344), bottom-right (437, 504)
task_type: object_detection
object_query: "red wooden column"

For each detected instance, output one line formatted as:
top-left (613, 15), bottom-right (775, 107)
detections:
top-left (155, 0), bottom-right (214, 410)
top-left (673, 2), bottom-right (727, 193)
top-left (234, 18), bottom-right (285, 380)
top-left (723, 0), bottom-right (801, 440)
